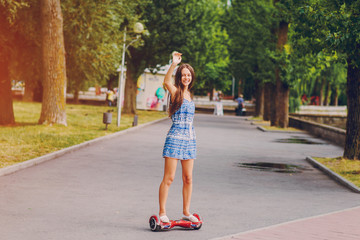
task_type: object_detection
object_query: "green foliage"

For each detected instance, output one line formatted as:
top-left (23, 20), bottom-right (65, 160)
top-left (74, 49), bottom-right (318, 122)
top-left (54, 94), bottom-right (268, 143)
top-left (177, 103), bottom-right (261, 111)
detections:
top-left (0, 0), bottom-right (41, 95)
top-left (226, 0), bottom-right (351, 108)
top-left (0, 0), bottom-right (28, 24)
top-left (61, 0), bottom-right (146, 93)
top-left (286, 0), bottom-right (353, 106)
top-left (129, 0), bottom-right (198, 77)
top-left (227, 0), bottom-right (276, 96)
top-left (121, 0), bottom-right (232, 96)
top-left (182, 0), bottom-right (231, 95)
top-left (5, 0), bottom-right (355, 108)
top-left (295, 0), bottom-right (360, 66)
top-left (289, 88), bottom-right (301, 112)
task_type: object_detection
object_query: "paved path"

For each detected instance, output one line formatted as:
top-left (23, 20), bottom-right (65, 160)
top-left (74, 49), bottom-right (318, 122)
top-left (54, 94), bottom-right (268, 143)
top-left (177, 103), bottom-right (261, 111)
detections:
top-left (217, 206), bottom-right (360, 240)
top-left (0, 114), bottom-right (359, 240)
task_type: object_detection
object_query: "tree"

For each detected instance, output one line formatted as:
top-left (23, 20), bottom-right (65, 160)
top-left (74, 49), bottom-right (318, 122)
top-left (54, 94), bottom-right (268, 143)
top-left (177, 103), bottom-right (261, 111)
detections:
top-left (182, 0), bottom-right (231, 100)
top-left (227, 0), bottom-right (275, 117)
top-left (0, 49), bottom-right (14, 125)
top-left (274, 19), bottom-right (289, 127)
top-left (287, 11), bottom-right (347, 109)
top-left (292, 0), bottom-right (360, 159)
top-left (0, 0), bottom-right (29, 125)
top-left (271, 0), bottom-right (293, 128)
top-left (11, 0), bottom-right (42, 102)
top-left (38, 0), bottom-right (67, 125)
top-left (122, 0), bottom-right (208, 114)
top-left (61, 0), bottom-right (142, 103)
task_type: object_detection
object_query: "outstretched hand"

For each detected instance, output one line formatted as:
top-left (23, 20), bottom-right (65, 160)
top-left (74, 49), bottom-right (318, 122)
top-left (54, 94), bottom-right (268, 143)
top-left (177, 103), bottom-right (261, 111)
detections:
top-left (172, 51), bottom-right (182, 66)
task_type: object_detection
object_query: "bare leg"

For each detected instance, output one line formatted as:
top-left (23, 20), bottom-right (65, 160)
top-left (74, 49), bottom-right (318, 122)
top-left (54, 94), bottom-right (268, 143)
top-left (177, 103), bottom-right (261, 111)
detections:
top-left (159, 157), bottom-right (178, 217)
top-left (181, 159), bottom-right (194, 216)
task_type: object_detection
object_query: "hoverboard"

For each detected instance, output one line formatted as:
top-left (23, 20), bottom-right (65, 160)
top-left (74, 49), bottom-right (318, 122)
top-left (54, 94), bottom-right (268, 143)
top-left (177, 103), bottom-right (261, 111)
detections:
top-left (149, 213), bottom-right (203, 231)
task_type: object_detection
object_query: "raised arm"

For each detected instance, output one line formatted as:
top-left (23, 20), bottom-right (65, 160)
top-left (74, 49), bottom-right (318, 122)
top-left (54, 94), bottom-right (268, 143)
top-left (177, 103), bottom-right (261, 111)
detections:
top-left (164, 52), bottom-right (182, 98)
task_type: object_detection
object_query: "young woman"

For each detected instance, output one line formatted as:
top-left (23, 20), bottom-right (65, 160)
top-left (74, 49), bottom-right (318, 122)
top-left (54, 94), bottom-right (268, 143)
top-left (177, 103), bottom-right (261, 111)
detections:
top-left (158, 52), bottom-right (197, 223)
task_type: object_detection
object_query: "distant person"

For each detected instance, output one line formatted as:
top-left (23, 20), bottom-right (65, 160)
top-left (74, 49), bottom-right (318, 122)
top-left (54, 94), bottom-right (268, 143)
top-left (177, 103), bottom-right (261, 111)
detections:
top-left (301, 94), bottom-right (308, 105)
top-left (159, 51), bottom-right (198, 223)
top-left (214, 91), bottom-right (223, 116)
top-left (106, 89), bottom-right (114, 106)
top-left (213, 90), bottom-right (218, 101)
top-left (310, 96), bottom-right (320, 105)
top-left (214, 101), bottom-right (224, 116)
top-left (234, 94), bottom-right (244, 116)
top-left (218, 91), bottom-right (223, 102)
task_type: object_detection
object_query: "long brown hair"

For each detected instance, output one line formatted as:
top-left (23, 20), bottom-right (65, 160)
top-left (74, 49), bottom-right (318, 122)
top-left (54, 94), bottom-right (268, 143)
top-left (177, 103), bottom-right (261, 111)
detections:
top-left (168, 63), bottom-right (195, 117)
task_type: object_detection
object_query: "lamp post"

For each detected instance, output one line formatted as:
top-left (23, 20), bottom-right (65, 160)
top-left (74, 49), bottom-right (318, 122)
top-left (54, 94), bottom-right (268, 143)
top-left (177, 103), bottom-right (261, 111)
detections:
top-left (117, 23), bottom-right (144, 127)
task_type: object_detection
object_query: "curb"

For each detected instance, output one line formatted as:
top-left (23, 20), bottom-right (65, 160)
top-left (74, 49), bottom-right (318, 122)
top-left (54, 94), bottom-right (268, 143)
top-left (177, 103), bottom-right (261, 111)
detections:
top-left (0, 117), bottom-right (168, 177)
top-left (306, 156), bottom-right (360, 193)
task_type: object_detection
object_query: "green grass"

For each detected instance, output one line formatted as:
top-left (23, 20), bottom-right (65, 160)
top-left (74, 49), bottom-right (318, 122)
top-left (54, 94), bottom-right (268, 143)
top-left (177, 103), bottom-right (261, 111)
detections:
top-left (253, 120), bottom-right (270, 126)
top-left (314, 157), bottom-right (360, 188)
top-left (262, 125), bottom-right (302, 132)
top-left (251, 119), bottom-right (302, 132)
top-left (0, 101), bottom-right (167, 168)
top-left (250, 116), bottom-right (263, 121)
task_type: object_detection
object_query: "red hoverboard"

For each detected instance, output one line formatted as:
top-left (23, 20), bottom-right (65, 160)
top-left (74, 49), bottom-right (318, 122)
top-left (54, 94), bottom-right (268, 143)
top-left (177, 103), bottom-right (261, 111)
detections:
top-left (149, 213), bottom-right (203, 231)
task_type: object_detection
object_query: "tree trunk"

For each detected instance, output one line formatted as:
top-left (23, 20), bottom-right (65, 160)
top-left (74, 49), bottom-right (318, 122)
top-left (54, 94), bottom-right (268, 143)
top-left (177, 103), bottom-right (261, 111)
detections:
top-left (122, 47), bottom-right (144, 115)
top-left (38, 0), bottom-right (67, 126)
top-left (255, 80), bottom-right (264, 118)
top-left (24, 77), bottom-right (42, 102)
top-left (238, 79), bottom-right (243, 97)
top-left (107, 74), bottom-right (118, 90)
top-left (319, 78), bottom-right (325, 106)
top-left (334, 87), bottom-right (338, 106)
top-left (23, 86), bottom-right (34, 102)
top-left (311, 78), bottom-right (319, 99)
top-left (273, 20), bottom-right (289, 128)
top-left (74, 89), bottom-right (80, 104)
top-left (263, 82), bottom-right (271, 121)
top-left (33, 84), bottom-right (43, 102)
top-left (0, 55), bottom-right (15, 125)
top-left (209, 89), bottom-right (214, 102)
top-left (276, 79), bottom-right (289, 128)
top-left (269, 82), bottom-right (277, 126)
top-left (343, 58), bottom-right (360, 160)
top-left (323, 81), bottom-right (330, 106)
top-left (123, 68), bottom-right (137, 114)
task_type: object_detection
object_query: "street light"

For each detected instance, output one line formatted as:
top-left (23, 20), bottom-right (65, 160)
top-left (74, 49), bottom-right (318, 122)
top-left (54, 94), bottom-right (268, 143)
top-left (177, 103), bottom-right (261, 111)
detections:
top-left (116, 23), bottom-right (144, 127)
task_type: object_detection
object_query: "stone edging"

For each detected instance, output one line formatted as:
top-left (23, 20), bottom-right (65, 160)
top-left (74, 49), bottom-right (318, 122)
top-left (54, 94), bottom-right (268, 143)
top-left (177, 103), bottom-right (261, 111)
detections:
top-left (306, 156), bottom-right (360, 194)
top-left (289, 116), bottom-right (345, 147)
top-left (0, 117), bottom-right (169, 177)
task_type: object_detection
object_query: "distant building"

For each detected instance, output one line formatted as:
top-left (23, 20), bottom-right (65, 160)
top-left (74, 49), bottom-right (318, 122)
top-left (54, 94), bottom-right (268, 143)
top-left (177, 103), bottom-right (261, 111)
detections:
top-left (136, 65), bottom-right (173, 111)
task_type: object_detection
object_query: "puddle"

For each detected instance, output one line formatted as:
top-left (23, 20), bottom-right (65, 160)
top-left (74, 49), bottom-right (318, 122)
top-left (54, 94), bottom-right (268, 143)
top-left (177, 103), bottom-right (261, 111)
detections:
top-left (275, 137), bottom-right (326, 145)
top-left (238, 162), bottom-right (312, 173)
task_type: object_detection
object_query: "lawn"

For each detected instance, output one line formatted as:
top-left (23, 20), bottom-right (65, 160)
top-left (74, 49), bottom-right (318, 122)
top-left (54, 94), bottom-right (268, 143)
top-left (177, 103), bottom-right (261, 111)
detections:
top-left (0, 101), bottom-right (167, 168)
top-left (261, 125), bottom-right (303, 132)
top-left (314, 157), bottom-right (360, 188)
top-left (251, 118), bottom-right (302, 132)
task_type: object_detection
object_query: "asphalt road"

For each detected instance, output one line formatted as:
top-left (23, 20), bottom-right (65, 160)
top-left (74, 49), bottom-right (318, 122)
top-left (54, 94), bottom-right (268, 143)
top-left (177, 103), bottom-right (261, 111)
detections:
top-left (1, 114), bottom-right (359, 240)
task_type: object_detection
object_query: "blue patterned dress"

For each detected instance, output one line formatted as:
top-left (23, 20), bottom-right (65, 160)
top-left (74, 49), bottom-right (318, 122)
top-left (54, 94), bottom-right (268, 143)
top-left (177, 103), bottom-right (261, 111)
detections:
top-left (163, 98), bottom-right (196, 160)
